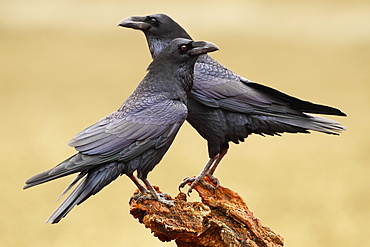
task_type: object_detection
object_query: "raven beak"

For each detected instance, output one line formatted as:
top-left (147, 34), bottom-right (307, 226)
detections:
top-left (118, 16), bottom-right (150, 30)
top-left (189, 41), bottom-right (219, 56)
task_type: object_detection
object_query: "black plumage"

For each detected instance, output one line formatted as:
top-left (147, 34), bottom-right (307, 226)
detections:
top-left (118, 13), bottom-right (347, 194)
top-left (23, 38), bottom-right (219, 223)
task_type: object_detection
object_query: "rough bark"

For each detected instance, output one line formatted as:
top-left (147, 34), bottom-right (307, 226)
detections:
top-left (129, 178), bottom-right (284, 247)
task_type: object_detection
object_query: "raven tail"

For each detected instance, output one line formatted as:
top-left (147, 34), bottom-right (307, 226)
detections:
top-left (277, 113), bottom-right (345, 135)
top-left (46, 161), bottom-right (125, 224)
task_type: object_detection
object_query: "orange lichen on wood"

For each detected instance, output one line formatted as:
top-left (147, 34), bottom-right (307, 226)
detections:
top-left (129, 178), bottom-right (284, 247)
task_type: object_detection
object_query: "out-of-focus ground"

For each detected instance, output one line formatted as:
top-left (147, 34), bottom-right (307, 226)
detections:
top-left (1, 0), bottom-right (369, 246)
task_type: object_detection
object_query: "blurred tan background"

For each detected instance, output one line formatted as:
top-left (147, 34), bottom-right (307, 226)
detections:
top-left (1, 0), bottom-right (369, 246)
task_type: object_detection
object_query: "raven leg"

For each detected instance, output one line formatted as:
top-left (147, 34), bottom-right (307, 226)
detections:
top-left (199, 149), bottom-right (229, 190)
top-left (207, 148), bottom-right (228, 176)
top-left (127, 174), bottom-right (152, 202)
top-left (127, 174), bottom-right (148, 193)
top-left (179, 154), bottom-right (219, 196)
top-left (128, 174), bottom-right (174, 206)
top-left (140, 178), bottom-right (174, 207)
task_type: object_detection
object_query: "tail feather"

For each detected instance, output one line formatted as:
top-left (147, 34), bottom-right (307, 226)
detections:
top-left (245, 81), bottom-right (347, 116)
top-left (46, 161), bottom-right (125, 224)
top-left (24, 154), bottom-right (85, 189)
top-left (275, 113), bottom-right (345, 135)
top-left (56, 171), bottom-right (87, 202)
top-left (23, 153), bottom-right (116, 189)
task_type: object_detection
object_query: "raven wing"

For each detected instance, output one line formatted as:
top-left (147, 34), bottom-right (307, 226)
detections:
top-left (192, 56), bottom-right (290, 114)
top-left (192, 55), bottom-right (345, 117)
top-left (24, 99), bottom-right (187, 189)
top-left (189, 56), bottom-right (344, 136)
top-left (69, 99), bottom-right (188, 159)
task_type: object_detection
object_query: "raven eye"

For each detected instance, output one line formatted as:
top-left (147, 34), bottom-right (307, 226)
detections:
top-left (180, 45), bottom-right (188, 51)
top-left (150, 18), bottom-right (157, 24)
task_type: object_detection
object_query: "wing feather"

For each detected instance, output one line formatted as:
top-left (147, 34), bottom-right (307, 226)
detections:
top-left (69, 99), bottom-right (187, 158)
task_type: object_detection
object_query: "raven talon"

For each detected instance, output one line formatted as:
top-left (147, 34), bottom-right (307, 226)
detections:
top-left (203, 180), bottom-right (217, 191)
top-left (131, 191), bottom-right (174, 207)
top-left (131, 192), bottom-right (153, 204)
top-left (185, 177), bottom-right (204, 196)
top-left (157, 196), bottom-right (175, 207)
top-left (179, 175), bottom-right (217, 196)
top-left (130, 189), bottom-right (151, 202)
top-left (206, 174), bottom-right (220, 189)
top-left (159, 192), bottom-right (171, 198)
top-left (178, 177), bottom-right (196, 191)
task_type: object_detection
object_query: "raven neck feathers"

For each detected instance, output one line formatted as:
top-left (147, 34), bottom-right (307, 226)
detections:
top-left (146, 36), bottom-right (170, 59)
top-left (145, 56), bottom-right (196, 104)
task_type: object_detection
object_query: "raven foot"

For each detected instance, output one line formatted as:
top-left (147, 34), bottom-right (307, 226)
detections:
top-left (131, 191), bottom-right (174, 207)
top-left (179, 174), bottom-right (217, 196)
top-left (206, 173), bottom-right (220, 189)
top-left (156, 193), bottom-right (175, 207)
top-left (130, 189), bottom-right (150, 202)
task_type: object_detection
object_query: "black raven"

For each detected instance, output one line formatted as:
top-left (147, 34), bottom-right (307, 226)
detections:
top-left (118, 14), bottom-right (346, 194)
top-left (23, 38), bottom-right (219, 223)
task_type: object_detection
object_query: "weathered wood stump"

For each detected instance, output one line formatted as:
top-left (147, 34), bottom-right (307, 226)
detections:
top-left (130, 178), bottom-right (284, 247)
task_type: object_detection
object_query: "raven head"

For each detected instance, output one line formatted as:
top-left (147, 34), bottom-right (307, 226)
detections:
top-left (118, 14), bottom-right (192, 40)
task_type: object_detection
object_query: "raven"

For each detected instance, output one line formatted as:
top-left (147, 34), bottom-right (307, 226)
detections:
top-left (23, 38), bottom-right (219, 223)
top-left (118, 14), bottom-right (346, 194)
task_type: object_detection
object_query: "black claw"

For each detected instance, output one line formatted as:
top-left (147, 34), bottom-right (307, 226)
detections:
top-left (178, 177), bottom-right (195, 191)
top-left (186, 189), bottom-right (192, 197)
top-left (206, 174), bottom-right (220, 189)
top-left (156, 193), bottom-right (175, 206)
top-left (130, 189), bottom-right (150, 200)
top-left (131, 191), bottom-right (175, 206)
top-left (179, 173), bottom-right (220, 196)
top-left (159, 192), bottom-right (171, 198)
top-left (203, 181), bottom-right (217, 193)
top-left (130, 190), bottom-right (151, 203)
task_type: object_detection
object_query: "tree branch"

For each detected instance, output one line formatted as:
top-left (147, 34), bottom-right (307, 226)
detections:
top-left (129, 178), bottom-right (284, 247)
